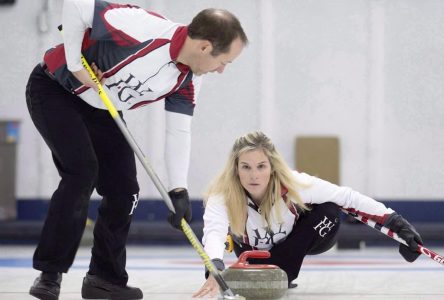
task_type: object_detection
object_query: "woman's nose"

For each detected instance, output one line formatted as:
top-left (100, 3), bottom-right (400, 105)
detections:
top-left (250, 169), bottom-right (258, 179)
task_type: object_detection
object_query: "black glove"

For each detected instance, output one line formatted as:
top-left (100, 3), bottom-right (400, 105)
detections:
top-left (167, 189), bottom-right (192, 229)
top-left (205, 258), bottom-right (225, 279)
top-left (384, 213), bottom-right (423, 262)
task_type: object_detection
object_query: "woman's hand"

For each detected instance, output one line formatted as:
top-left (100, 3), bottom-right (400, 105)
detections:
top-left (72, 62), bottom-right (104, 91)
top-left (192, 275), bottom-right (219, 298)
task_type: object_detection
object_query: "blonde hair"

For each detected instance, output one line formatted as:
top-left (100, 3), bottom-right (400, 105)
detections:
top-left (204, 131), bottom-right (308, 236)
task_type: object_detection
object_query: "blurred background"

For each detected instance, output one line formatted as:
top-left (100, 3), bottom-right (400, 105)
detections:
top-left (0, 0), bottom-right (443, 245)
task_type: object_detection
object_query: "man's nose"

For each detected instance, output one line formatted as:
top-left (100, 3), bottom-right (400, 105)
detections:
top-left (215, 65), bottom-right (225, 74)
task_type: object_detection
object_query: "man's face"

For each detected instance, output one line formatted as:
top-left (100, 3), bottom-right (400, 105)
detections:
top-left (189, 37), bottom-right (245, 76)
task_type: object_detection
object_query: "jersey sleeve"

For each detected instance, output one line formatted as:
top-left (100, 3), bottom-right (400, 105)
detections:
top-left (62, 0), bottom-right (175, 72)
top-left (91, 0), bottom-right (173, 44)
top-left (295, 171), bottom-right (394, 224)
top-left (202, 195), bottom-right (230, 261)
top-left (165, 111), bottom-right (191, 190)
top-left (165, 73), bottom-right (201, 116)
top-left (164, 75), bottom-right (201, 189)
top-left (62, 0), bottom-right (94, 72)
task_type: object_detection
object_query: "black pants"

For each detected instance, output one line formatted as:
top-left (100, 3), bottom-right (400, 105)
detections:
top-left (26, 64), bottom-right (139, 285)
top-left (234, 202), bottom-right (340, 283)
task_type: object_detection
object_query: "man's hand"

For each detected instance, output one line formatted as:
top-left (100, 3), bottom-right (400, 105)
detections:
top-left (167, 188), bottom-right (192, 229)
top-left (384, 213), bottom-right (423, 262)
top-left (72, 62), bottom-right (104, 91)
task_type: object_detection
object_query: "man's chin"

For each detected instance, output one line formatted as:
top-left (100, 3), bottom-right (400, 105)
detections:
top-left (190, 68), bottom-right (208, 76)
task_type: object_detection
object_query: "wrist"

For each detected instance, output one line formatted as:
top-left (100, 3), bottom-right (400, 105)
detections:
top-left (168, 189), bottom-right (188, 198)
top-left (204, 258), bottom-right (225, 279)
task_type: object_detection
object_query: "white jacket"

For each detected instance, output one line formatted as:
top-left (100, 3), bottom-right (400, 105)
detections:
top-left (202, 171), bottom-right (394, 261)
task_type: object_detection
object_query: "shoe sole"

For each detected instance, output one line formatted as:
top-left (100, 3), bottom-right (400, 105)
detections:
top-left (81, 286), bottom-right (109, 299)
top-left (29, 287), bottom-right (58, 300)
top-left (82, 285), bottom-right (143, 300)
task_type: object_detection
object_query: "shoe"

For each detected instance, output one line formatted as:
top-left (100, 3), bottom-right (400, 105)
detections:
top-left (29, 272), bottom-right (62, 300)
top-left (81, 273), bottom-right (143, 299)
top-left (288, 282), bottom-right (298, 289)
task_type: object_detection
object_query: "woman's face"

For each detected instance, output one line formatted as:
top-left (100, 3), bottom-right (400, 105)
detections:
top-left (237, 149), bottom-right (272, 203)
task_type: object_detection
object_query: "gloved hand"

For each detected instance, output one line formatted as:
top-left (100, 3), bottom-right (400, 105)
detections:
top-left (384, 213), bottom-right (423, 262)
top-left (167, 189), bottom-right (192, 229)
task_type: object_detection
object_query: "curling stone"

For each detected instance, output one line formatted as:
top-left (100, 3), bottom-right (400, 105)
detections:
top-left (221, 250), bottom-right (287, 300)
top-left (218, 295), bottom-right (246, 300)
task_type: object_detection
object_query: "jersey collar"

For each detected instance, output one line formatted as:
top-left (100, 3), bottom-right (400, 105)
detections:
top-left (170, 26), bottom-right (190, 73)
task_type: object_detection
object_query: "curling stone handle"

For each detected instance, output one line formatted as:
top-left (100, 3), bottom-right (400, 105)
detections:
top-left (231, 250), bottom-right (270, 268)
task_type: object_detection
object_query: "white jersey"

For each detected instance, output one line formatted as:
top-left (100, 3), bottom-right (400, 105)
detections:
top-left (49, 0), bottom-right (201, 113)
top-left (202, 171), bottom-right (394, 261)
top-left (41, 0), bottom-right (204, 190)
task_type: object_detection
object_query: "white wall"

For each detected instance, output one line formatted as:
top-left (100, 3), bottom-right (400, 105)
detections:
top-left (1, 0), bottom-right (444, 201)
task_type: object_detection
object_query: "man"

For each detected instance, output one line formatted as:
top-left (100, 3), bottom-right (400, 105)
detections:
top-left (26, 0), bottom-right (247, 299)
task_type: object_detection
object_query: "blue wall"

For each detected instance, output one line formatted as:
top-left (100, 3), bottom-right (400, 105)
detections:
top-left (16, 199), bottom-right (444, 223)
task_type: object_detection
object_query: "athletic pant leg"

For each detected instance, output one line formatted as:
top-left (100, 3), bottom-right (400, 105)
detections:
top-left (234, 202), bottom-right (340, 283)
top-left (86, 110), bottom-right (139, 285)
top-left (26, 64), bottom-right (98, 273)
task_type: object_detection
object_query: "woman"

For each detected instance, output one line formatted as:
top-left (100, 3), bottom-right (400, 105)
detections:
top-left (193, 131), bottom-right (423, 298)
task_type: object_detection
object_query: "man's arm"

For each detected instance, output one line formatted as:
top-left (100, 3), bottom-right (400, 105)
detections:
top-left (164, 75), bottom-right (200, 228)
top-left (165, 111), bottom-right (192, 191)
top-left (62, 0), bottom-right (94, 72)
top-left (165, 111), bottom-right (193, 229)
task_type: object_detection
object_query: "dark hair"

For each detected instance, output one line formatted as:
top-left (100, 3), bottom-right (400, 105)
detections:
top-left (188, 8), bottom-right (248, 56)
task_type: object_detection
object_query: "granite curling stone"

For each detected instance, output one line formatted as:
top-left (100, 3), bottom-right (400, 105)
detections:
top-left (221, 250), bottom-right (288, 300)
top-left (218, 295), bottom-right (246, 300)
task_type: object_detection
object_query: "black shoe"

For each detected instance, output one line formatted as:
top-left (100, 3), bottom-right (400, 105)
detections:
top-left (288, 282), bottom-right (298, 289)
top-left (29, 272), bottom-right (62, 300)
top-left (81, 273), bottom-right (143, 299)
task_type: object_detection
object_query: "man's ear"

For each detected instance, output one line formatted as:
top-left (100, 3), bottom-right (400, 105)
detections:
top-left (199, 40), bottom-right (213, 54)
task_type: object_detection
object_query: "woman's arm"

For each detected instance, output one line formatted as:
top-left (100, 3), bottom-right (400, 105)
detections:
top-left (295, 171), bottom-right (394, 224)
top-left (193, 195), bottom-right (230, 298)
top-left (202, 195), bottom-right (230, 270)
